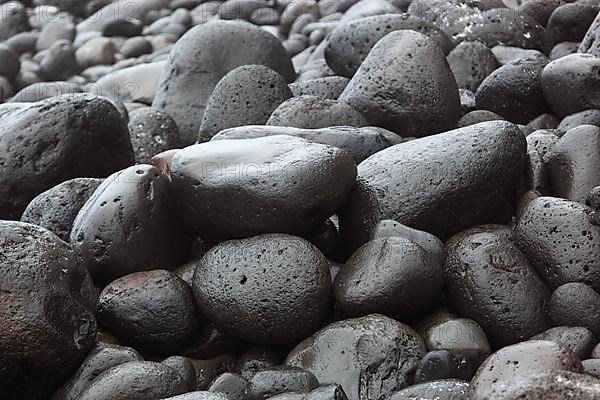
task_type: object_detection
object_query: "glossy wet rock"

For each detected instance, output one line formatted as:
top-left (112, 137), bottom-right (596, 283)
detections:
top-left (153, 20), bottom-right (295, 145)
top-left (78, 360), bottom-right (188, 400)
top-left (198, 64), bottom-right (292, 142)
top-left (413, 350), bottom-right (471, 383)
top-left (325, 13), bottom-right (452, 78)
top-left (51, 342), bottom-right (143, 400)
top-left (207, 372), bottom-right (249, 399)
top-left (164, 393), bottom-right (229, 400)
top-left (470, 340), bottom-right (584, 400)
top-left (98, 270), bottom-right (200, 354)
top-left (334, 236), bottom-right (443, 319)
top-left (247, 367), bottom-right (319, 399)
top-left (212, 125), bottom-right (400, 164)
top-left (0, 94), bottom-right (133, 219)
top-left (0, 221), bottom-right (97, 400)
top-left (194, 234), bottom-right (331, 344)
top-left (20, 177), bottom-right (103, 241)
top-left (444, 225), bottom-right (551, 347)
top-left (547, 125), bottom-right (600, 203)
top-left (71, 164), bottom-right (190, 284)
top-left (171, 135), bottom-right (356, 242)
top-left (286, 314), bottom-right (426, 400)
top-left (267, 95), bottom-right (367, 129)
top-left (417, 317), bottom-right (491, 374)
top-left (388, 379), bottom-right (468, 400)
top-left (303, 384), bottom-right (348, 400)
top-left (514, 196), bottom-right (600, 291)
top-left (549, 282), bottom-right (600, 338)
top-left (338, 30), bottom-right (460, 137)
top-left (339, 121), bottom-right (526, 250)
top-left (127, 107), bottom-right (180, 163)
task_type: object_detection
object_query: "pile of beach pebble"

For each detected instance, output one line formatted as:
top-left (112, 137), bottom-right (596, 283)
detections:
top-left (4, 0), bottom-right (600, 399)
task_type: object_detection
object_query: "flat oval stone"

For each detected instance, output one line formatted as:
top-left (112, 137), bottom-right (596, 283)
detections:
top-left (0, 94), bottom-right (133, 220)
top-left (339, 120), bottom-right (526, 250)
top-left (334, 236), bottom-right (443, 319)
top-left (198, 64), bottom-right (292, 142)
top-left (98, 270), bottom-right (200, 354)
top-left (514, 196), bottom-right (600, 291)
top-left (89, 61), bottom-right (166, 104)
top-left (211, 125), bottom-right (399, 164)
top-left (444, 225), bottom-right (551, 347)
top-left (193, 233), bottom-right (331, 344)
top-left (152, 20), bottom-right (295, 145)
top-left (0, 221), bottom-right (97, 400)
top-left (267, 95), bottom-right (367, 129)
top-left (171, 135), bottom-right (356, 242)
top-left (9, 81), bottom-right (83, 103)
top-left (338, 30), bottom-right (460, 137)
top-left (78, 361), bottom-right (188, 400)
top-left (71, 164), bottom-right (190, 284)
top-left (286, 314), bottom-right (426, 400)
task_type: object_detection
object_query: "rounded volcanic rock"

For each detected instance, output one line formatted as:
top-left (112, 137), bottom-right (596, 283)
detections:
top-left (0, 94), bottom-right (133, 220)
top-left (334, 236), bottom-right (443, 319)
top-left (0, 221), bottom-right (97, 400)
top-left (171, 135), bottom-right (356, 242)
top-left (338, 29), bottom-right (460, 137)
top-left (266, 95), bottom-right (367, 129)
top-left (70, 164), bottom-right (190, 284)
top-left (339, 120), bottom-right (526, 250)
top-left (198, 64), bottom-right (292, 142)
top-left (192, 233), bottom-right (331, 345)
top-left (20, 177), bottom-right (103, 242)
top-left (98, 269), bottom-right (200, 354)
top-left (152, 20), bottom-right (295, 145)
